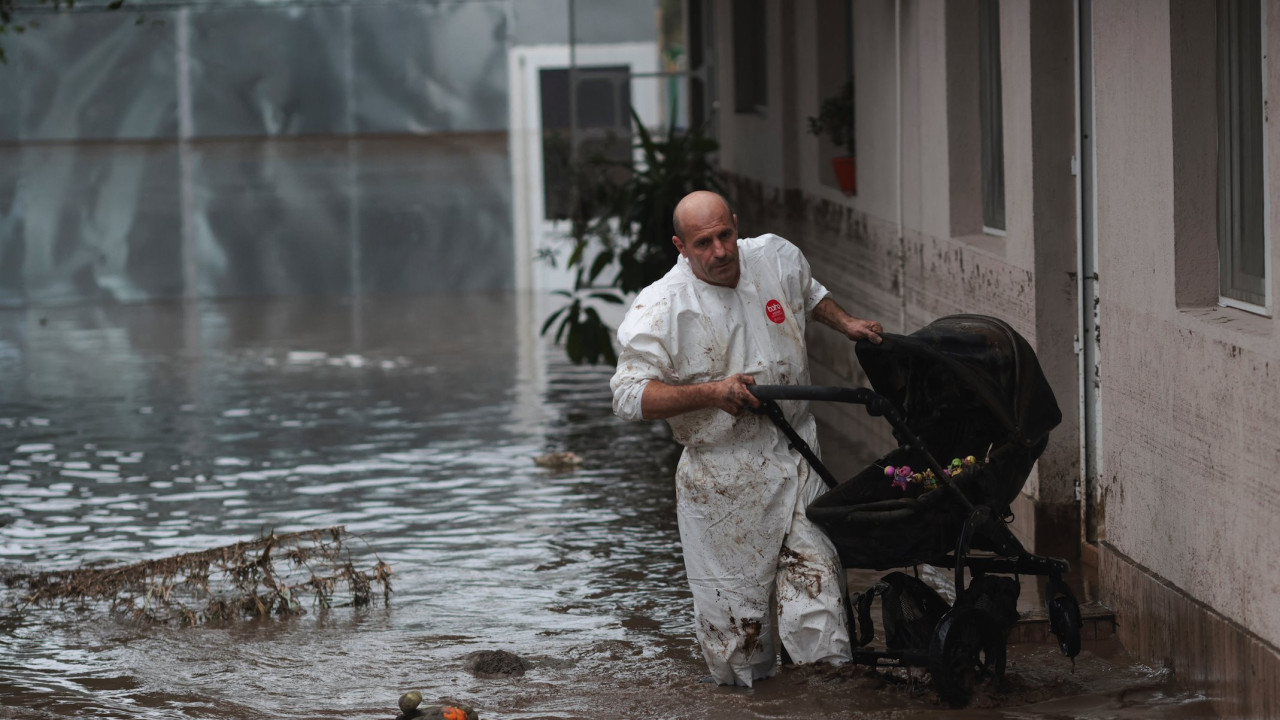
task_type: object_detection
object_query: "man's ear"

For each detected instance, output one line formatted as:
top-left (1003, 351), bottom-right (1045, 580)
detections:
top-left (672, 235), bottom-right (686, 257)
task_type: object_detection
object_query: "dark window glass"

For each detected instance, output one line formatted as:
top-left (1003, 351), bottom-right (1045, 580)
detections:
top-left (1218, 0), bottom-right (1267, 306)
top-left (539, 66), bottom-right (633, 221)
top-left (733, 0), bottom-right (768, 113)
top-left (979, 0), bottom-right (1006, 231)
top-left (814, 0), bottom-right (855, 193)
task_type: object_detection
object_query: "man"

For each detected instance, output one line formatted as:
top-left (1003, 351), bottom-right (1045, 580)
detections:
top-left (609, 190), bottom-right (884, 686)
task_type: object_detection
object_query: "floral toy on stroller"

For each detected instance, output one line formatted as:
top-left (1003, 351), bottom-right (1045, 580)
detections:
top-left (749, 314), bottom-right (1082, 707)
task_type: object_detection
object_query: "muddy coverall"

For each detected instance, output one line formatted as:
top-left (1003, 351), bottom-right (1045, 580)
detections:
top-left (610, 234), bottom-right (852, 686)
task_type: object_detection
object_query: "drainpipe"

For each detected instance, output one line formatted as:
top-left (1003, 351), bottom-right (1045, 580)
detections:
top-left (896, 0), bottom-right (906, 332)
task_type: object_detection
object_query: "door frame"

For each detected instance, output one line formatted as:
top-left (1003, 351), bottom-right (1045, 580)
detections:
top-left (508, 42), bottom-right (661, 294)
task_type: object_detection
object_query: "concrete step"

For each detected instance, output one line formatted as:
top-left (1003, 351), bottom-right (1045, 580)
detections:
top-left (1010, 599), bottom-right (1116, 645)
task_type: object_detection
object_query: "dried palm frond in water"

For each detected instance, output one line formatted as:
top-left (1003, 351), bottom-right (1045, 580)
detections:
top-left (2, 526), bottom-right (392, 624)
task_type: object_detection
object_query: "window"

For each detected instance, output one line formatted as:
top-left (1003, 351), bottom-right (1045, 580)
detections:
top-left (733, 0), bottom-right (767, 113)
top-left (1217, 0), bottom-right (1268, 309)
top-left (814, 0), bottom-right (855, 193)
top-left (539, 66), bottom-right (633, 221)
top-left (979, 0), bottom-right (1005, 232)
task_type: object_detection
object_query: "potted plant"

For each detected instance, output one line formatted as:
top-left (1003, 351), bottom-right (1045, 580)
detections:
top-left (807, 78), bottom-right (856, 195)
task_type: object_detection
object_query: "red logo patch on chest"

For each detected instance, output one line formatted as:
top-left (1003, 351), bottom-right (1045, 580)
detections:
top-left (765, 299), bottom-right (786, 324)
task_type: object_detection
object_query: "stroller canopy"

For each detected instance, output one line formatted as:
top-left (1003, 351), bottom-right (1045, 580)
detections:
top-left (855, 314), bottom-right (1061, 455)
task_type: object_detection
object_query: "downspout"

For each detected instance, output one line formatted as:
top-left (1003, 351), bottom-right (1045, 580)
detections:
top-left (896, 0), bottom-right (906, 332)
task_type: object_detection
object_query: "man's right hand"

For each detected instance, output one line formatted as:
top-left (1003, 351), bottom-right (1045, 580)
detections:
top-left (638, 374), bottom-right (762, 419)
top-left (709, 373), bottom-right (761, 416)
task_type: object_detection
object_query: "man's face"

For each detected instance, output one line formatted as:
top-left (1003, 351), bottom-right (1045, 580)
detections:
top-left (673, 206), bottom-right (740, 288)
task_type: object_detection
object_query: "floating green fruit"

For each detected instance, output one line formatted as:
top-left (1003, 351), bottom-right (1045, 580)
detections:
top-left (400, 690), bottom-right (423, 714)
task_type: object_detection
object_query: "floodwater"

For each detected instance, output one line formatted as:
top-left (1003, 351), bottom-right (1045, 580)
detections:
top-left (0, 293), bottom-right (1218, 719)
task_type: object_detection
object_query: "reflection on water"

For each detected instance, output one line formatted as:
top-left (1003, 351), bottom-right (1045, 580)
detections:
top-left (0, 294), bottom-right (1216, 720)
top-left (0, 293), bottom-right (691, 719)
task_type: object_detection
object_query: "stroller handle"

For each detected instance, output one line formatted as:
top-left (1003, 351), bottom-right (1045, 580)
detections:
top-left (750, 384), bottom-right (977, 514)
top-left (749, 385), bottom-right (880, 405)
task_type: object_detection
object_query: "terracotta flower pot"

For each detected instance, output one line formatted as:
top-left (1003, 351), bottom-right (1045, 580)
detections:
top-left (832, 156), bottom-right (857, 195)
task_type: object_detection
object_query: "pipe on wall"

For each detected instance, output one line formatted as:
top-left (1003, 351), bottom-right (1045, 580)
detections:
top-left (896, 0), bottom-right (906, 333)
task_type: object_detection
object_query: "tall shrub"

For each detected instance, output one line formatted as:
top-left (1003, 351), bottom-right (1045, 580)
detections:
top-left (542, 109), bottom-right (725, 365)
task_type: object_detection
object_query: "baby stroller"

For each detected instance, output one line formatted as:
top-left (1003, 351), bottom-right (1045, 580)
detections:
top-left (749, 314), bottom-right (1082, 706)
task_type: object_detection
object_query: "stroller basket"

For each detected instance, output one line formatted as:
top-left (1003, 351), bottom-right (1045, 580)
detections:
top-left (808, 440), bottom-right (1045, 570)
top-left (748, 314), bottom-right (1078, 707)
top-left (754, 314), bottom-right (1061, 571)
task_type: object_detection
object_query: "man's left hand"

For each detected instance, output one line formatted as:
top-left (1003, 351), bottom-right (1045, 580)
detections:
top-left (812, 297), bottom-right (883, 345)
top-left (845, 318), bottom-right (883, 344)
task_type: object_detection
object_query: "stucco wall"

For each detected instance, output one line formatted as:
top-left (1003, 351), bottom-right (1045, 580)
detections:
top-left (710, 0), bottom-right (1280, 683)
top-left (511, 0), bottom-right (657, 46)
top-left (1093, 1), bottom-right (1280, 648)
top-left (720, 0), bottom-right (1045, 331)
top-left (715, 0), bottom-right (1079, 522)
top-left (712, 0), bottom-right (793, 186)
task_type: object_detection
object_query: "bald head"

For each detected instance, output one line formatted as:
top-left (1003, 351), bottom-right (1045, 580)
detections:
top-left (670, 190), bottom-right (741, 287)
top-left (672, 191), bottom-right (734, 242)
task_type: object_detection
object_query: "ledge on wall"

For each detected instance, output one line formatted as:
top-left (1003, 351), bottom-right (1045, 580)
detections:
top-left (1100, 541), bottom-right (1280, 718)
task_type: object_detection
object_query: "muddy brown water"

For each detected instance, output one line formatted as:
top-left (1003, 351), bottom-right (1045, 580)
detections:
top-left (0, 294), bottom-right (1216, 719)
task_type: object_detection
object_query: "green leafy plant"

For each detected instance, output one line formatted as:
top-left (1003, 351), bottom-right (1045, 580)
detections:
top-left (541, 108), bottom-right (726, 365)
top-left (807, 78), bottom-right (855, 155)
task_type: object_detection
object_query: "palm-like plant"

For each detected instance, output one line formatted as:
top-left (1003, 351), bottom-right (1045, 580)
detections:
top-left (542, 109), bottom-right (725, 365)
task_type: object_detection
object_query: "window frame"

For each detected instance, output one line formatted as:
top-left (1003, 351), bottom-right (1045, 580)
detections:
top-left (979, 0), bottom-right (1006, 235)
top-left (732, 0), bottom-right (768, 114)
top-left (1217, 0), bottom-right (1272, 314)
top-left (813, 0), bottom-right (856, 193)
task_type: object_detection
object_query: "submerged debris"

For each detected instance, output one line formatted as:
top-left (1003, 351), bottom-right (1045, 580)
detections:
top-left (394, 692), bottom-right (478, 720)
top-left (533, 451), bottom-right (582, 469)
top-left (463, 649), bottom-right (526, 677)
top-left (399, 691), bottom-right (424, 714)
top-left (2, 526), bottom-right (392, 624)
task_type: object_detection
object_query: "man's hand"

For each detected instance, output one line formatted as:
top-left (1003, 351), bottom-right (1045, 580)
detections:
top-left (842, 317), bottom-right (884, 344)
top-left (708, 373), bottom-right (761, 416)
top-left (639, 374), bottom-right (761, 419)
top-left (813, 297), bottom-right (883, 345)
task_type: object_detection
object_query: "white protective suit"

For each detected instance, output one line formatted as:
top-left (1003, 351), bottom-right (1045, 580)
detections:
top-left (610, 234), bottom-right (851, 686)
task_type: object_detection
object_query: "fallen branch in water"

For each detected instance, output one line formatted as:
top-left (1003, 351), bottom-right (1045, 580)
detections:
top-left (2, 526), bottom-right (392, 624)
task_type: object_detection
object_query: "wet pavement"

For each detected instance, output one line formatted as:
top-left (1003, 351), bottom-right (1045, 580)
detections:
top-left (0, 293), bottom-right (1218, 719)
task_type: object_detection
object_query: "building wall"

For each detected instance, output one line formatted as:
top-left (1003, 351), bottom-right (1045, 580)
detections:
top-left (712, 0), bottom-right (1081, 550)
top-left (711, 0), bottom-right (1280, 707)
top-left (511, 0), bottom-right (657, 46)
top-left (1092, 0), bottom-right (1280, 691)
top-left (712, 0), bottom-right (794, 186)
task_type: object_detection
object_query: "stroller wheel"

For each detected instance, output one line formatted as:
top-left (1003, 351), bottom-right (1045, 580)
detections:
top-left (928, 606), bottom-right (1006, 708)
top-left (1046, 579), bottom-right (1082, 658)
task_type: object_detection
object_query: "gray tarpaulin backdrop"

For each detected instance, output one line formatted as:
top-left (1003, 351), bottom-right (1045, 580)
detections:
top-left (1, 0), bottom-right (512, 307)
top-left (0, 0), bottom-right (658, 308)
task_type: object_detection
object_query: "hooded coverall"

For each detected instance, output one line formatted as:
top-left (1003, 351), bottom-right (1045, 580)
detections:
top-left (610, 234), bottom-right (851, 686)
